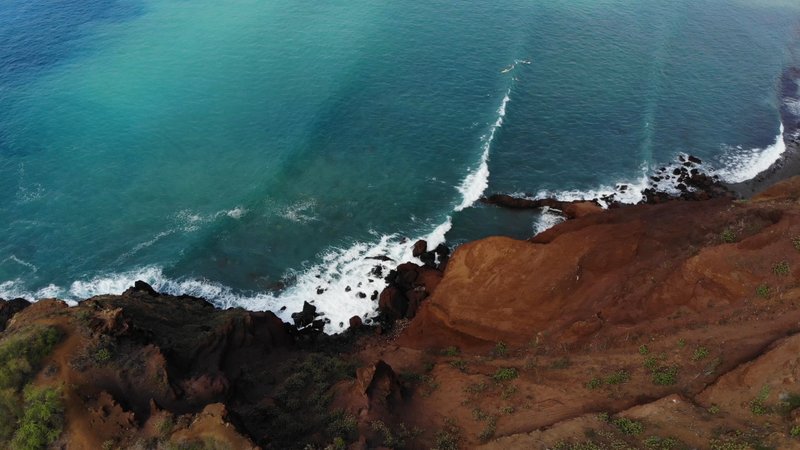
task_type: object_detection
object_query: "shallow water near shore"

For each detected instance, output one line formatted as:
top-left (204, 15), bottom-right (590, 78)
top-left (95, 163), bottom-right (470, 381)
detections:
top-left (1, 0), bottom-right (799, 329)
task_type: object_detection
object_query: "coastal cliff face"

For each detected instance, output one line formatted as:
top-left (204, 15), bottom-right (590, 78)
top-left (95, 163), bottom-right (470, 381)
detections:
top-left (5, 177), bottom-right (800, 449)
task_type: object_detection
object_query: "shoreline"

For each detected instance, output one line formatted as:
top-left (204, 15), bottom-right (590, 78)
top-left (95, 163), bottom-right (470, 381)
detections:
top-left (725, 66), bottom-right (800, 197)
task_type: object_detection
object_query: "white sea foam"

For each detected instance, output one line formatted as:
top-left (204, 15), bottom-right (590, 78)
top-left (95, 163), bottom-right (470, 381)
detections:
top-left (455, 89), bottom-right (511, 211)
top-left (2, 214), bottom-right (454, 333)
top-left (2, 255), bottom-right (39, 273)
top-left (714, 124), bottom-right (786, 183)
top-left (279, 199), bottom-right (318, 223)
top-left (533, 207), bottom-right (565, 236)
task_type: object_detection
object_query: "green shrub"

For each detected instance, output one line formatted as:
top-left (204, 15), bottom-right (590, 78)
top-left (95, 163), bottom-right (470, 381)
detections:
top-left (756, 284), bottom-right (770, 298)
top-left (10, 386), bottom-right (64, 450)
top-left (441, 346), bottom-right (460, 357)
top-left (586, 377), bottom-right (602, 390)
top-left (644, 436), bottom-right (680, 449)
top-left (792, 236), bottom-right (800, 251)
top-left (612, 417), bottom-right (643, 435)
top-left (651, 366), bottom-right (678, 386)
top-left (720, 229), bottom-right (737, 243)
top-left (604, 370), bottom-right (630, 385)
top-left (492, 342), bottom-right (507, 358)
top-left (750, 385), bottom-right (771, 415)
top-left (0, 326), bottom-right (62, 391)
top-left (677, 339), bottom-right (686, 348)
top-left (432, 419), bottom-right (461, 450)
top-left (692, 347), bottom-right (709, 361)
top-left (791, 425), bottom-right (800, 437)
top-left (773, 261), bottom-right (790, 276)
top-left (639, 345), bottom-right (650, 355)
top-left (492, 368), bottom-right (518, 382)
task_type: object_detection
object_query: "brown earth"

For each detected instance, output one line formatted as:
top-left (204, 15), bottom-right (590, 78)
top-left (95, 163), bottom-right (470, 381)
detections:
top-left (6, 177), bottom-right (800, 449)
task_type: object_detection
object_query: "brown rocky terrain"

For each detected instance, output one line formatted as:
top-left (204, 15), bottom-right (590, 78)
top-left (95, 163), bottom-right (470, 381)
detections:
top-left (5, 176), bottom-right (800, 449)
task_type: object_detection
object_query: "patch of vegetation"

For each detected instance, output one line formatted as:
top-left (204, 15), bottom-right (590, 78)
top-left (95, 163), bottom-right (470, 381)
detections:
top-left (750, 385), bottom-right (771, 416)
top-left (432, 418), bottom-right (461, 450)
top-left (441, 346), bottom-right (460, 357)
top-left (612, 417), bottom-right (643, 435)
top-left (639, 344), bottom-right (650, 355)
top-left (791, 425), bottom-right (800, 437)
top-left (605, 369), bottom-right (630, 385)
top-left (93, 347), bottom-right (113, 364)
top-left (449, 360), bottom-right (467, 372)
top-left (651, 366), bottom-right (679, 386)
top-left (10, 386), bottom-right (64, 450)
top-left (157, 416), bottom-right (175, 437)
top-left (692, 346), bottom-right (709, 361)
top-left (720, 228), bottom-right (737, 243)
top-left (792, 236), bottom-right (800, 251)
top-left (0, 326), bottom-right (62, 446)
top-left (500, 384), bottom-right (517, 400)
top-left (677, 338), bottom-right (686, 348)
top-left (492, 368), bottom-right (518, 382)
top-left (596, 412), bottom-right (609, 423)
top-left (499, 406), bottom-right (515, 415)
top-left (326, 410), bottom-right (357, 441)
top-left (773, 261), bottom-right (790, 276)
top-left (0, 326), bottom-right (62, 391)
top-left (708, 405), bottom-right (721, 415)
top-left (369, 420), bottom-right (422, 449)
top-left (644, 435), bottom-right (681, 449)
top-left (643, 356), bottom-right (659, 372)
top-left (491, 342), bottom-right (508, 358)
top-left (756, 284), bottom-right (771, 298)
top-left (777, 392), bottom-right (800, 415)
top-left (465, 381), bottom-right (488, 395)
top-left (258, 353), bottom-right (355, 448)
top-left (586, 377), bottom-right (603, 390)
top-left (477, 416), bottom-right (497, 443)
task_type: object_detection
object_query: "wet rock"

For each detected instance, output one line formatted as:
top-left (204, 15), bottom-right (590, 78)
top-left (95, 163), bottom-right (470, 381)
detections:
top-left (371, 291), bottom-right (379, 301)
top-left (349, 316), bottom-right (363, 329)
top-left (419, 251), bottom-right (436, 268)
top-left (291, 301), bottom-right (319, 328)
top-left (688, 155), bottom-right (702, 164)
top-left (412, 240), bottom-right (428, 257)
top-left (357, 292), bottom-right (366, 299)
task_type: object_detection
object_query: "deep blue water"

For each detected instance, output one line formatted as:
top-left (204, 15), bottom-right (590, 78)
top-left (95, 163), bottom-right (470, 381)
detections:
top-left (1, 0), bottom-right (799, 329)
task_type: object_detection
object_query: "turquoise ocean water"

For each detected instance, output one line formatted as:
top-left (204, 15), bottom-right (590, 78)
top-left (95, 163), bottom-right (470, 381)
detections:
top-left (1, 0), bottom-right (799, 329)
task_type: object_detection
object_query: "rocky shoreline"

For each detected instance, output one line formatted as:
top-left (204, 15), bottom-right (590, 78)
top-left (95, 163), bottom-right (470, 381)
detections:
top-left (6, 171), bottom-right (800, 448)
top-left (2, 66), bottom-right (800, 449)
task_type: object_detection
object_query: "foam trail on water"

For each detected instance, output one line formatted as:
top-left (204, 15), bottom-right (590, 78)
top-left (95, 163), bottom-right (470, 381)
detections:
top-left (715, 124), bottom-right (786, 183)
top-left (455, 88), bottom-right (511, 211)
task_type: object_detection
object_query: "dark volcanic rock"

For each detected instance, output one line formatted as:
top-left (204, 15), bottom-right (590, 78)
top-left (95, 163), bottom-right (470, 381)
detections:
top-left (0, 298), bottom-right (31, 332)
top-left (378, 287), bottom-right (408, 321)
top-left (349, 315), bottom-right (363, 329)
top-left (291, 301), bottom-right (319, 328)
top-left (412, 240), bottom-right (428, 258)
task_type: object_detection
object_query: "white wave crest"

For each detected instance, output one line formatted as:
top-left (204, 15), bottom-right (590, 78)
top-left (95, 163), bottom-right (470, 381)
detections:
top-left (455, 89), bottom-right (511, 211)
top-left (714, 124), bottom-right (786, 183)
top-left (533, 207), bottom-right (566, 236)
